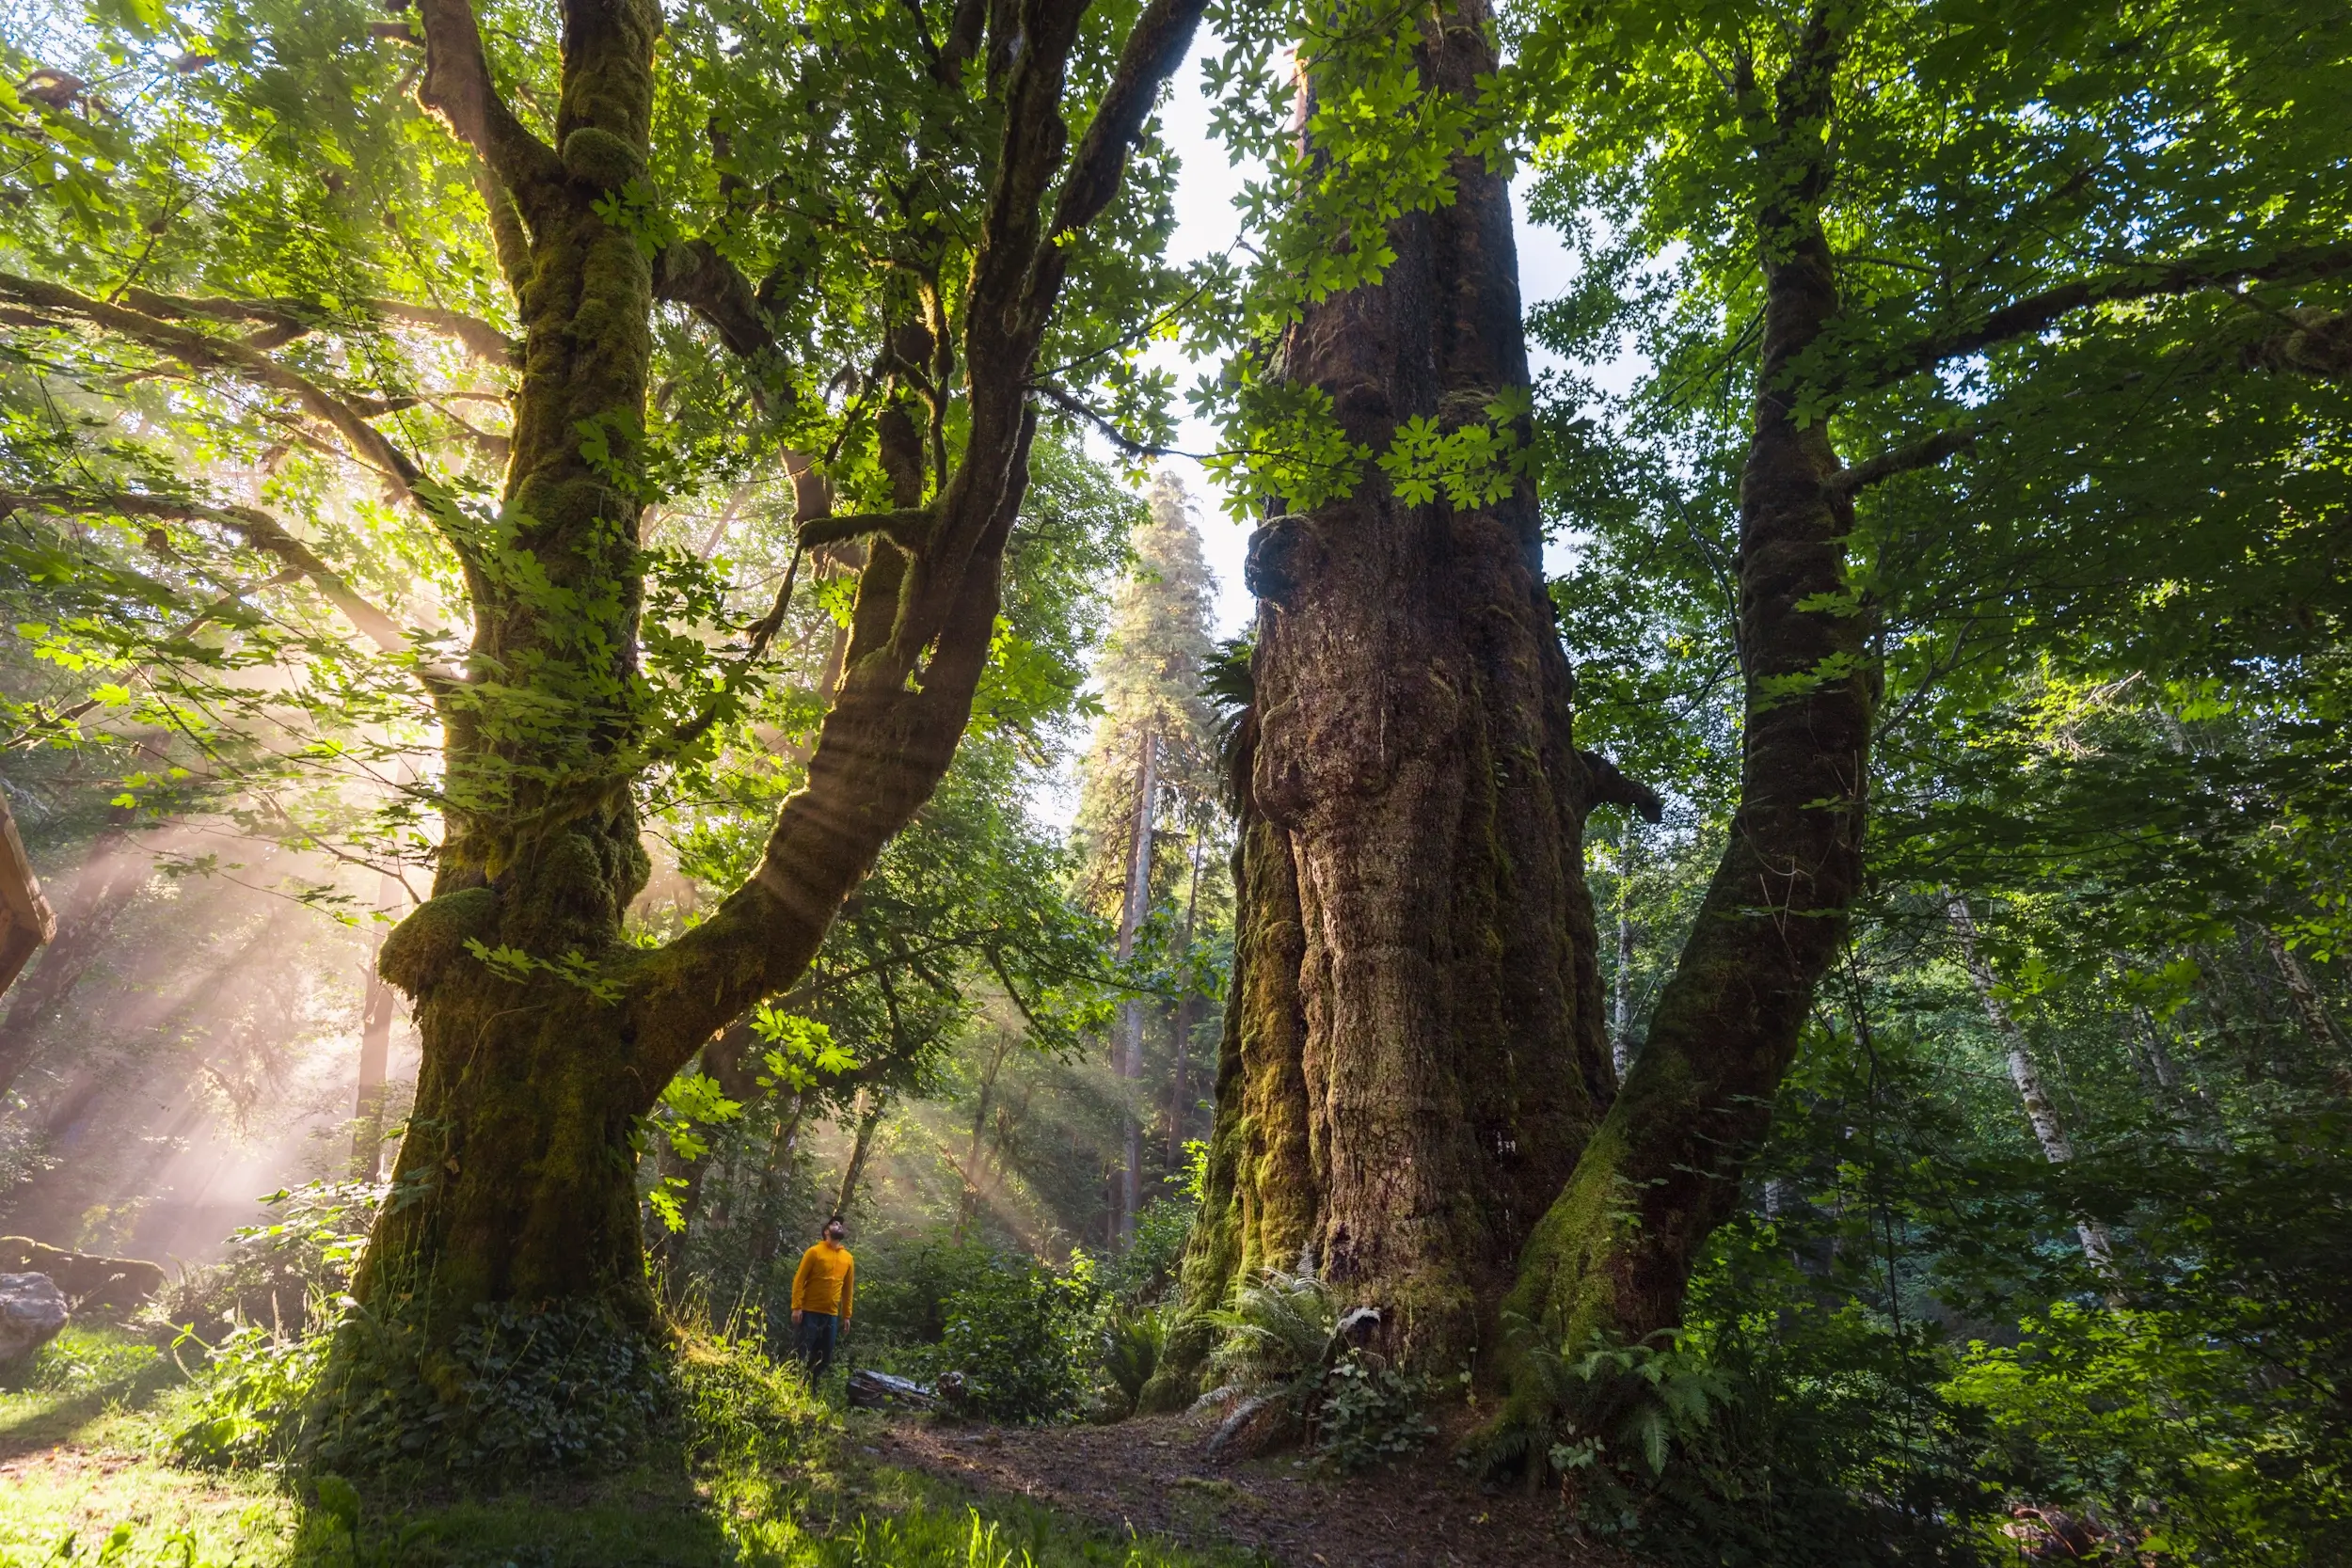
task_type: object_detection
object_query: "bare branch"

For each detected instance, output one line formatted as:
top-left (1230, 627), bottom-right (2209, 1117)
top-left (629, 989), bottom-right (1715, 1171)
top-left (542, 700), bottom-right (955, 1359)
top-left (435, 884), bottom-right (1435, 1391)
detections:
top-left (412, 0), bottom-right (564, 226)
top-left (371, 300), bottom-right (520, 365)
top-left (655, 239), bottom-right (777, 360)
top-left (109, 287), bottom-right (517, 364)
top-left (1032, 381), bottom-right (1181, 457)
top-left (0, 488), bottom-right (425, 664)
top-left (1049, 0), bottom-right (1210, 235)
top-left (1578, 750), bottom-right (1664, 825)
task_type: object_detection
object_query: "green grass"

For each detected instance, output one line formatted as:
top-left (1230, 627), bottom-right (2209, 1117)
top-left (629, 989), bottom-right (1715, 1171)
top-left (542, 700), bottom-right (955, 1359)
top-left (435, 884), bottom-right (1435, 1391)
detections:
top-left (0, 1327), bottom-right (1262, 1568)
top-left (1, 1323), bottom-right (179, 1458)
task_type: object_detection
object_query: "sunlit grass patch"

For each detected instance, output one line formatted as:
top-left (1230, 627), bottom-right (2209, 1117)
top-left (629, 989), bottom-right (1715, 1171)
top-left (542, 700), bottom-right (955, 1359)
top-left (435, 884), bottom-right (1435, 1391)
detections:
top-left (0, 1324), bottom-right (178, 1458)
top-left (0, 1451), bottom-right (300, 1564)
top-left (0, 1321), bottom-right (1258, 1568)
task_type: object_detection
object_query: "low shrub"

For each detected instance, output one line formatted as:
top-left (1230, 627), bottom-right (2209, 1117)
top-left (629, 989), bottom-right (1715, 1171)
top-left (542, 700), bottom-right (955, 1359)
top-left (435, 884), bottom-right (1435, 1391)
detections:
top-left (148, 1182), bottom-right (378, 1346)
top-left (1949, 1302), bottom-right (2351, 1566)
top-left (1095, 1301), bottom-right (1167, 1418)
top-left (172, 1295), bottom-right (673, 1476)
top-left (1315, 1355), bottom-right (1433, 1474)
top-left (1479, 1271), bottom-right (1997, 1565)
top-left (1200, 1267), bottom-right (1432, 1471)
top-left (168, 1319), bottom-right (332, 1470)
top-left (915, 1254), bottom-right (1096, 1423)
top-left (846, 1231), bottom-right (1004, 1353)
top-left (316, 1296), bottom-right (671, 1474)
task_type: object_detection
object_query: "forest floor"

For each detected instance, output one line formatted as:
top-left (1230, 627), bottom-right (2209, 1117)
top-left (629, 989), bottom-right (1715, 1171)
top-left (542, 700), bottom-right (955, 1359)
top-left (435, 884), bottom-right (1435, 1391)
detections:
top-left (0, 1337), bottom-right (1253, 1568)
top-left (867, 1409), bottom-right (1619, 1568)
top-left (0, 1325), bottom-right (1617, 1566)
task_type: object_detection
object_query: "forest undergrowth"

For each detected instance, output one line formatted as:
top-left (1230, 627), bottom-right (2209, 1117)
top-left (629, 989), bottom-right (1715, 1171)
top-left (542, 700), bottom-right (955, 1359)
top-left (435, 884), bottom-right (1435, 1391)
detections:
top-left (0, 1315), bottom-right (1263, 1568)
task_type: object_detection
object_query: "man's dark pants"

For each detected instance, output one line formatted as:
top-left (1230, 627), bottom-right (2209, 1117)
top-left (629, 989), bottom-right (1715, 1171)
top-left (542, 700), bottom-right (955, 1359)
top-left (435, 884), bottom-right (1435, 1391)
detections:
top-left (795, 1310), bottom-right (840, 1378)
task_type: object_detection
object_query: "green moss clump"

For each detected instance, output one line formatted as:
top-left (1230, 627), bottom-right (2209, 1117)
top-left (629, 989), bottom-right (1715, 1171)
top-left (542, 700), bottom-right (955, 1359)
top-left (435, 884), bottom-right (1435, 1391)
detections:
top-left (375, 886), bottom-right (498, 995)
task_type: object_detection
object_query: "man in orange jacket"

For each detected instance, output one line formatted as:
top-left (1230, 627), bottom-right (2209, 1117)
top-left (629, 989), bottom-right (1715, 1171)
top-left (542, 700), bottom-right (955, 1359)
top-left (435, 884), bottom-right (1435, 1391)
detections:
top-left (790, 1215), bottom-right (854, 1378)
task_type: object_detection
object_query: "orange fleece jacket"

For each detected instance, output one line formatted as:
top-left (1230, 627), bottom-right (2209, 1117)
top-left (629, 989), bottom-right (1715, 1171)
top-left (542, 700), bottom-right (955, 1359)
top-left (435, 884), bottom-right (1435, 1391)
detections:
top-left (790, 1240), bottom-right (854, 1320)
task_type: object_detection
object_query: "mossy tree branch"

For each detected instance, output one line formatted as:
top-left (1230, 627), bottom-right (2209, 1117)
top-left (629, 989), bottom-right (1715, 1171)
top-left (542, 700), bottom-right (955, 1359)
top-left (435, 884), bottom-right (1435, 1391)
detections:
top-left (412, 0), bottom-right (566, 230)
top-left (0, 488), bottom-right (422, 662)
top-left (621, 0), bottom-right (1209, 1092)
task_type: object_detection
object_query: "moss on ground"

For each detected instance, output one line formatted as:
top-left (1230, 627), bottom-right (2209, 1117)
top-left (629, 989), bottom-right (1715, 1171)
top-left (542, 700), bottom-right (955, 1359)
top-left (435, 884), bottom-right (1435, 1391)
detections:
top-left (0, 1325), bottom-right (1264, 1568)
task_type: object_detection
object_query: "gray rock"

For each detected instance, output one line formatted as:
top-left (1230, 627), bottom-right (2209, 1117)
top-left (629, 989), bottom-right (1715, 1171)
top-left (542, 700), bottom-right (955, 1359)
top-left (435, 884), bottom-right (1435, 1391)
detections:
top-left (0, 1272), bottom-right (69, 1366)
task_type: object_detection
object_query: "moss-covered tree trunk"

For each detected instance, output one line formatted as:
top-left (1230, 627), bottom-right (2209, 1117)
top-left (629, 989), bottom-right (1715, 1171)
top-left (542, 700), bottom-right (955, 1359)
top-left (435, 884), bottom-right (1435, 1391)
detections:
top-left (1151, 0), bottom-right (1648, 1397)
top-left (344, 0), bottom-right (667, 1339)
top-left (341, 0), bottom-right (1211, 1426)
top-left (1162, 7), bottom-right (1875, 1438)
top-left (1494, 9), bottom-right (1872, 1422)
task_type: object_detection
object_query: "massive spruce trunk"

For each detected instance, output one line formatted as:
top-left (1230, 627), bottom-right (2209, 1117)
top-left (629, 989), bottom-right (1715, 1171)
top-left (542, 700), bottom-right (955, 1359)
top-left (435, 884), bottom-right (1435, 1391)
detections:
top-left (1152, 0), bottom-right (1643, 1391)
top-left (1164, 8), bottom-right (1876, 1440)
top-left (339, 0), bottom-right (1209, 1418)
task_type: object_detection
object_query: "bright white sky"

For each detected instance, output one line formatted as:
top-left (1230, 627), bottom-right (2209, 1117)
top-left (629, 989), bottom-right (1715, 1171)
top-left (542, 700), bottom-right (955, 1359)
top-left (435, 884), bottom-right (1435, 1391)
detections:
top-left (1132, 38), bottom-right (1627, 638)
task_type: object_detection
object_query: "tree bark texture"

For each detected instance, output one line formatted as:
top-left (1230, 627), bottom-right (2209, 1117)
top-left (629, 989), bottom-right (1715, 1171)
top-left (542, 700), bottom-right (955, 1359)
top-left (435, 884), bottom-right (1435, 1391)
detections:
top-left (1496, 8), bottom-right (1874, 1422)
top-left (0, 796), bottom-right (56, 1003)
top-left (1158, 0), bottom-right (1619, 1385)
top-left (0, 812), bottom-right (147, 1101)
top-left (354, 0), bottom-right (1208, 1371)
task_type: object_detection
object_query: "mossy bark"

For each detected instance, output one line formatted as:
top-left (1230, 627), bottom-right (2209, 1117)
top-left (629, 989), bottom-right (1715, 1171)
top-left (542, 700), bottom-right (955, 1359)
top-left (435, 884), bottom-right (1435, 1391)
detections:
top-left (1153, 0), bottom-right (1619, 1393)
top-left (1170, 8), bottom-right (1877, 1441)
top-left (348, 0), bottom-right (665, 1345)
top-left (1494, 11), bottom-right (1873, 1442)
top-left (340, 0), bottom-right (1208, 1449)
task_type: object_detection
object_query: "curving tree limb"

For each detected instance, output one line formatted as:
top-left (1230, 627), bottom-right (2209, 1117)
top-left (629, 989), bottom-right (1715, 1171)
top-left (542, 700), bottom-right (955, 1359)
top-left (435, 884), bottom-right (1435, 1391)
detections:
top-left (0, 275), bottom-right (431, 504)
top-left (0, 488), bottom-right (424, 665)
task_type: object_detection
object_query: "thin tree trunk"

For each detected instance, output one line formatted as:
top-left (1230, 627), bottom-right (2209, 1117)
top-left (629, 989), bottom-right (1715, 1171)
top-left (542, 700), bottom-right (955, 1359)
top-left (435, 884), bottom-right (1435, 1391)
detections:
top-left (1947, 894), bottom-right (2118, 1273)
top-left (0, 810), bottom-right (149, 1100)
top-left (834, 1089), bottom-right (887, 1221)
top-left (2264, 928), bottom-right (2344, 1058)
top-left (1611, 829), bottom-right (1639, 1081)
top-left (954, 1031), bottom-right (1016, 1242)
top-left (743, 1092), bottom-right (809, 1268)
top-left (1167, 819), bottom-right (1208, 1166)
top-left (1115, 730), bottom-right (1157, 1246)
top-left (350, 871), bottom-right (406, 1180)
top-left (350, 971), bottom-right (396, 1180)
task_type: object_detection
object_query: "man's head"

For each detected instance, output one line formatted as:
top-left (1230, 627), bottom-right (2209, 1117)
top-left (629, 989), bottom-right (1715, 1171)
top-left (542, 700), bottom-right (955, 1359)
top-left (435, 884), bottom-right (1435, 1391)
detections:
top-left (824, 1216), bottom-right (847, 1243)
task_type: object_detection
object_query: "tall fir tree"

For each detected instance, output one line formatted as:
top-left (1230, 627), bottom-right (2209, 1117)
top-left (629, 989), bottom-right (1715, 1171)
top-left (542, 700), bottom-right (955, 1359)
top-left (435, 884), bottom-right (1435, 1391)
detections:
top-left (1073, 469), bottom-right (1222, 1242)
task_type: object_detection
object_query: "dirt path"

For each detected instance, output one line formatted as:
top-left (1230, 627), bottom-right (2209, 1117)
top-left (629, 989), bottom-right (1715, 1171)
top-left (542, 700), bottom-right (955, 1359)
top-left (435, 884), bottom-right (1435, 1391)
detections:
top-left (866, 1412), bottom-right (1622, 1568)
